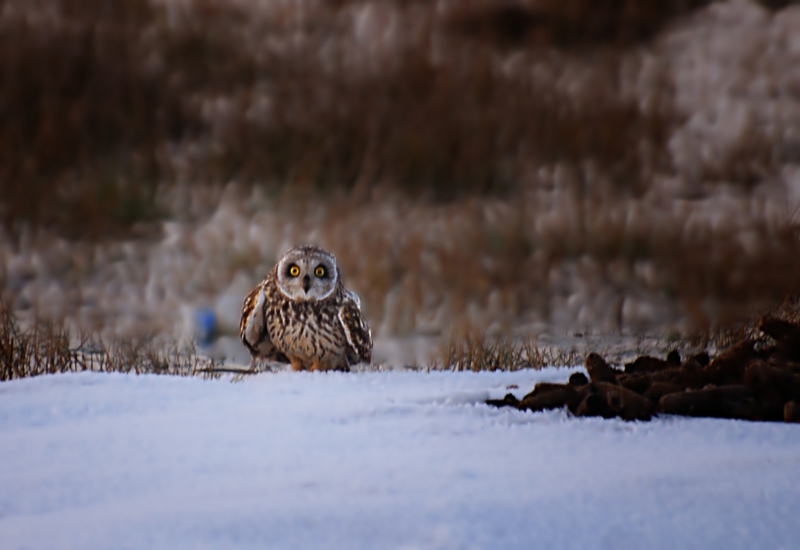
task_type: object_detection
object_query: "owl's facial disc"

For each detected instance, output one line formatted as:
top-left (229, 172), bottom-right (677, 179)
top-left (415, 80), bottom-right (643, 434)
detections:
top-left (276, 247), bottom-right (339, 301)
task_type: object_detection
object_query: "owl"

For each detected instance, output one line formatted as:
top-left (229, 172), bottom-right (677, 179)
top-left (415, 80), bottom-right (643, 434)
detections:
top-left (239, 246), bottom-right (372, 371)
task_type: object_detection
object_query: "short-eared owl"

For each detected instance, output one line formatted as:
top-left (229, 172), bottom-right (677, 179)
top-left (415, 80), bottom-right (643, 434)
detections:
top-left (239, 246), bottom-right (372, 371)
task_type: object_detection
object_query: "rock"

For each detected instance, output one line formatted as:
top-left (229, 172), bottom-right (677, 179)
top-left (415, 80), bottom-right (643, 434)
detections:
top-left (784, 401), bottom-right (800, 423)
top-left (754, 390), bottom-right (786, 422)
top-left (519, 383), bottom-right (581, 413)
top-left (696, 340), bottom-right (755, 387)
top-left (586, 382), bottom-right (655, 421)
top-left (486, 393), bottom-right (520, 409)
top-left (570, 319), bottom-right (800, 423)
top-left (617, 342), bottom-right (760, 400)
top-left (616, 373), bottom-right (652, 394)
top-left (585, 352), bottom-right (620, 384)
top-left (760, 317), bottom-right (800, 363)
top-left (743, 359), bottom-right (797, 400)
top-left (681, 352), bottom-right (710, 369)
top-left (523, 382), bottom-right (571, 399)
top-left (658, 385), bottom-right (757, 419)
top-left (624, 355), bottom-right (672, 374)
top-left (618, 359), bottom-right (714, 394)
top-left (642, 381), bottom-right (682, 402)
top-left (568, 371), bottom-right (589, 386)
top-left (574, 393), bottom-right (616, 418)
top-left (760, 317), bottom-right (800, 341)
top-left (666, 349), bottom-right (681, 366)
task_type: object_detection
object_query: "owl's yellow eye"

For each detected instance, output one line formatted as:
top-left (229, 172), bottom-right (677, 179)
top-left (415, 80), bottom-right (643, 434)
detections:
top-left (314, 266), bottom-right (326, 278)
top-left (288, 265), bottom-right (300, 277)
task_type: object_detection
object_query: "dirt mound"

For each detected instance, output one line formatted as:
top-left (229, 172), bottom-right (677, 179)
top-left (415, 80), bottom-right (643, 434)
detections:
top-left (488, 316), bottom-right (800, 423)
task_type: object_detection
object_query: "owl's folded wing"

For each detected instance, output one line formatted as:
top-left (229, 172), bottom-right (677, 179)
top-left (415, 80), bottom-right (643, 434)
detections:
top-left (338, 291), bottom-right (372, 366)
top-left (239, 285), bottom-right (287, 362)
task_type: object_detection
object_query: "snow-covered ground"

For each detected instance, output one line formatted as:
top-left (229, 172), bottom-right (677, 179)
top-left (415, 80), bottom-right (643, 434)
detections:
top-left (1, 368), bottom-right (799, 549)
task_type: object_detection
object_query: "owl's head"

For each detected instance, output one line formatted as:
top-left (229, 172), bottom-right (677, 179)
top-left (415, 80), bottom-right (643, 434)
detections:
top-left (275, 246), bottom-right (340, 302)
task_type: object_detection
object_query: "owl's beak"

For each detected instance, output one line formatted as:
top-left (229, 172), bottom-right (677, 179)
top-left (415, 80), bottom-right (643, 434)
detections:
top-left (303, 275), bottom-right (311, 293)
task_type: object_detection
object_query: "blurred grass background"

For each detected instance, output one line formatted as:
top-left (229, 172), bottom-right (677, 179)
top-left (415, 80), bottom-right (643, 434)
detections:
top-left (2, 0), bottom-right (800, 369)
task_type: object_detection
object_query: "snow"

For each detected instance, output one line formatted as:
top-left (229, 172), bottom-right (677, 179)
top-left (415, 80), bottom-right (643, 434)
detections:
top-left (1, 369), bottom-right (799, 550)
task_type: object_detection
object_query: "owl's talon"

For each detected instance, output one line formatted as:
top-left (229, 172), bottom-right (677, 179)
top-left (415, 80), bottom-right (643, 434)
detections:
top-left (290, 358), bottom-right (305, 371)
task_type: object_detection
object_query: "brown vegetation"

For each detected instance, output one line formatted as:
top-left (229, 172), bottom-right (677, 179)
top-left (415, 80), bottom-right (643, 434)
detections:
top-left (0, 0), bottom-right (722, 237)
top-left (0, 296), bottom-right (215, 381)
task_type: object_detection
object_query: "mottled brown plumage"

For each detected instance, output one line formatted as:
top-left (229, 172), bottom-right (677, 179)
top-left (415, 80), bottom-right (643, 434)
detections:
top-left (239, 246), bottom-right (372, 371)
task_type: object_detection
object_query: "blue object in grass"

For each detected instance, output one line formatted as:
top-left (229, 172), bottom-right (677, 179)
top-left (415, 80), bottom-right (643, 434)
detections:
top-left (194, 308), bottom-right (217, 346)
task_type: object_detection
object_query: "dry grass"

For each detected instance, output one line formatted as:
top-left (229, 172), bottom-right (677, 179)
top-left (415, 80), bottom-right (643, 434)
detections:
top-left (0, 0), bottom-right (787, 224)
top-left (0, 296), bottom-right (217, 381)
top-left (0, 0), bottom-right (790, 220)
top-left (0, 0), bottom-right (710, 237)
top-left (436, 328), bottom-right (583, 371)
top-left (0, 0), bottom-right (167, 237)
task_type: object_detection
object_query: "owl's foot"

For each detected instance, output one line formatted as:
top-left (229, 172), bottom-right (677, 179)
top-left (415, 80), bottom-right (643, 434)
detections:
top-left (309, 362), bottom-right (349, 372)
top-left (290, 358), bottom-right (305, 371)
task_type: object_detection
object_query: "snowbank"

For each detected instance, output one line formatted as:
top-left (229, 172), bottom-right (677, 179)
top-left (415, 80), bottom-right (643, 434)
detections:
top-left (1, 369), bottom-right (798, 549)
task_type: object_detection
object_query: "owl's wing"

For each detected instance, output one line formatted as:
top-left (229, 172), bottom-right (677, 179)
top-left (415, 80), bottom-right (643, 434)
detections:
top-left (239, 284), bottom-right (288, 363)
top-left (338, 290), bottom-right (372, 366)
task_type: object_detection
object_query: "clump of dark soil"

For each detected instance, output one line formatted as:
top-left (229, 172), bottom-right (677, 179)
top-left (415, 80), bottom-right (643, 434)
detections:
top-left (488, 316), bottom-right (800, 423)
